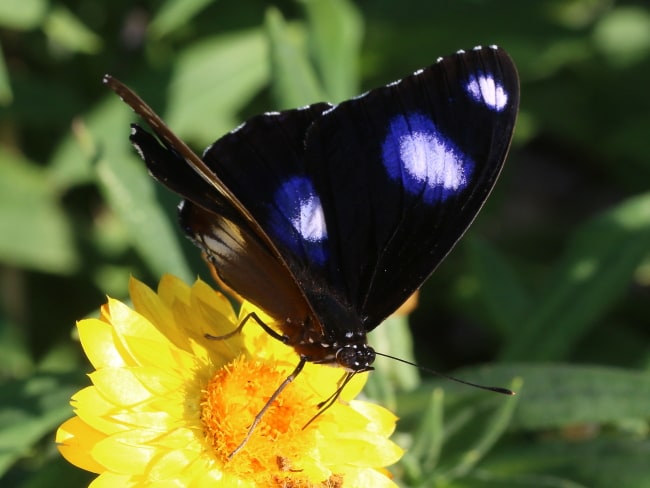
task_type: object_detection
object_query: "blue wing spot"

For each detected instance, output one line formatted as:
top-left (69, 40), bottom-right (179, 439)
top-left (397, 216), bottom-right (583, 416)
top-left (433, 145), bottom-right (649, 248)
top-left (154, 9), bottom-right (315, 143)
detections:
top-left (466, 74), bottom-right (508, 112)
top-left (271, 176), bottom-right (328, 265)
top-left (381, 113), bottom-right (474, 204)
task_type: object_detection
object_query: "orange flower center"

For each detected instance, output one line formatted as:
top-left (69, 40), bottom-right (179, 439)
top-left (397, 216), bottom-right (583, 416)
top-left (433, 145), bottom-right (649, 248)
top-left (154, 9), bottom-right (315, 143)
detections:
top-left (201, 356), bottom-right (331, 483)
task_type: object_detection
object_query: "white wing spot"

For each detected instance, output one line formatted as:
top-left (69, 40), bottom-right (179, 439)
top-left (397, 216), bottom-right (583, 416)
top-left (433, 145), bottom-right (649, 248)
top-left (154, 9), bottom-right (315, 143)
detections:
top-left (399, 132), bottom-right (467, 190)
top-left (466, 74), bottom-right (508, 112)
top-left (381, 113), bottom-right (474, 203)
top-left (292, 194), bottom-right (327, 242)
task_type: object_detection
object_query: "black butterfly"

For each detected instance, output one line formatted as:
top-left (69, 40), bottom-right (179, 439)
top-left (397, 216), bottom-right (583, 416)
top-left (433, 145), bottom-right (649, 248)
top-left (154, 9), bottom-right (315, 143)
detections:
top-left (104, 44), bottom-right (518, 450)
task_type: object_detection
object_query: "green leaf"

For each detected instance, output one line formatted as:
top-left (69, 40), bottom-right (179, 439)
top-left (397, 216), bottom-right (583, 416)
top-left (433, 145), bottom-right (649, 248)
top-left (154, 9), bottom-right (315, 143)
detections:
top-left (48, 93), bottom-right (114, 189)
top-left (300, 0), bottom-right (363, 101)
top-left (0, 0), bottom-right (47, 30)
top-left (433, 377), bottom-right (521, 484)
top-left (149, 0), bottom-right (216, 39)
top-left (397, 364), bottom-right (650, 485)
top-left (0, 318), bottom-right (33, 378)
top-left (14, 455), bottom-right (94, 488)
top-left (413, 363), bottom-right (650, 431)
top-left (0, 372), bottom-right (83, 477)
top-left (166, 29), bottom-right (268, 145)
top-left (397, 362), bottom-right (650, 431)
top-left (366, 314), bottom-right (421, 411)
top-left (502, 192), bottom-right (650, 361)
top-left (547, 439), bottom-right (650, 488)
top-left (96, 153), bottom-right (194, 283)
top-left (509, 364), bottom-right (650, 430)
top-left (370, 314), bottom-right (421, 390)
top-left (408, 388), bottom-right (445, 473)
top-left (55, 89), bottom-right (192, 282)
top-left (466, 237), bottom-right (531, 337)
top-left (265, 7), bottom-right (325, 108)
top-left (0, 43), bottom-right (12, 105)
top-left (479, 438), bottom-right (650, 488)
top-left (0, 148), bottom-right (77, 273)
top-left (593, 6), bottom-right (650, 67)
top-left (396, 371), bottom-right (521, 487)
top-left (94, 101), bottom-right (194, 282)
top-left (42, 6), bottom-right (102, 54)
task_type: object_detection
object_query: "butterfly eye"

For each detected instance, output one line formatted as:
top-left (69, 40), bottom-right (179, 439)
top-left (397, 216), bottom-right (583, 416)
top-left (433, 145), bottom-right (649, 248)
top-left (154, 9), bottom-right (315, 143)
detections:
top-left (335, 344), bottom-right (376, 372)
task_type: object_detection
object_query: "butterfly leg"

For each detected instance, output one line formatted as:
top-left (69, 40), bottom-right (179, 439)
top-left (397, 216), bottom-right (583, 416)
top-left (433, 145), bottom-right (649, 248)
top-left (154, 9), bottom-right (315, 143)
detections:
top-left (302, 371), bottom-right (357, 430)
top-left (227, 357), bottom-right (307, 459)
top-left (205, 311), bottom-right (289, 344)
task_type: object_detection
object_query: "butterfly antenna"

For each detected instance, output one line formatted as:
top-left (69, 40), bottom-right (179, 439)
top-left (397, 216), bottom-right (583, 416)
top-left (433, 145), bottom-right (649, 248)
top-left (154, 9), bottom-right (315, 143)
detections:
top-left (374, 351), bottom-right (515, 395)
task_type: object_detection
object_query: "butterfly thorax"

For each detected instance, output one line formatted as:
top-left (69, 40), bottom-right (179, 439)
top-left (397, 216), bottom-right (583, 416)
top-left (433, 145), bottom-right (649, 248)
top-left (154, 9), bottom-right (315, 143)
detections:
top-left (282, 313), bottom-right (376, 373)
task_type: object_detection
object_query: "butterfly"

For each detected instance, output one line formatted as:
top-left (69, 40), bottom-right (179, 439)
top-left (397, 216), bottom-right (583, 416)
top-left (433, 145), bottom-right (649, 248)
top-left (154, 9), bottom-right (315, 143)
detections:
top-left (104, 44), bottom-right (518, 453)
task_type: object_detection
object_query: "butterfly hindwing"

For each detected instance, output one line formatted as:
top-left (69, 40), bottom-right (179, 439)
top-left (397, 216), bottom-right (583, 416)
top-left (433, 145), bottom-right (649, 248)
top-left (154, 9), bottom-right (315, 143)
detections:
top-left (130, 123), bottom-right (314, 325)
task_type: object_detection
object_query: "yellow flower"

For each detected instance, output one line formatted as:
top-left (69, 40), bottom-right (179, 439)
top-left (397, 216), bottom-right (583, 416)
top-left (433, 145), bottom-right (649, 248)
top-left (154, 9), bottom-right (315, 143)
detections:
top-left (56, 275), bottom-right (403, 487)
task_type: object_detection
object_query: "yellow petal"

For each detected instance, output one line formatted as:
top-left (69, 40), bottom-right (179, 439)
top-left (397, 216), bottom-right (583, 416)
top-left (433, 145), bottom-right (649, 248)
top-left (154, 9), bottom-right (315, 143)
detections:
top-left (146, 389), bottom-right (198, 420)
top-left (192, 282), bottom-right (244, 345)
top-left (89, 368), bottom-right (153, 406)
top-left (191, 463), bottom-right (249, 488)
top-left (128, 366), bottom-right (186, 395)
top-left (92, 430), bottom-right (158, 474)
top-left (129, 277), bottom-right (195, 354)
top-left (300, 362), bottom-right (368, 403)
top-left (191, 278), bottom-right (238, 326)
top-left (339, 371), bottom-right (368, 400)
top-left (72, 386), bottom-right (125, 435)
top-left (168, 296), bottom-right (236, 366)
top-left (322, 434), bottom-right (403, 468)
top-left (111, 410), bottom-right (177, 432)
top-left (89, 471), bottom-right (137, 488)
top-left (146, 448), bottom-right (196, 480)
top-left (350, 399), bottom-right (399, 437)
top-left (56, 417), bottom-right (106, 473)
top-left (77, 318), bottom-right (128, 369)
top-left (125, 334), bottom-right (202, 374)
top-left (157, 273), bottom-right (192, 306)
top-left (152, 427), bottom-right (201, 450)
top-left (342, 466), bottom-right (399, 488)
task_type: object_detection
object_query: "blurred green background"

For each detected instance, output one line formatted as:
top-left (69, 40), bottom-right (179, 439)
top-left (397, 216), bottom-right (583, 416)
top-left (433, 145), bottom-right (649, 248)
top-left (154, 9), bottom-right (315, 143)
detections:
top-left (1, 0), bottom-right (650, 486)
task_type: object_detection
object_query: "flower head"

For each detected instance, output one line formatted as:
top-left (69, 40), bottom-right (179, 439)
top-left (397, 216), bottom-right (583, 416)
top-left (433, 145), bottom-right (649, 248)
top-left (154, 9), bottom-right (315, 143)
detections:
top-left (56, 275), bottom-right (402, 487)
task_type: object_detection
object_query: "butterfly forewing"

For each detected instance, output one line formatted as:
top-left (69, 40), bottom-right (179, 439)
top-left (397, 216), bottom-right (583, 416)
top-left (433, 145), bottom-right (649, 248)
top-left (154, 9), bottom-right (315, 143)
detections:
top-left (304, 46), bottom-right (519, 329)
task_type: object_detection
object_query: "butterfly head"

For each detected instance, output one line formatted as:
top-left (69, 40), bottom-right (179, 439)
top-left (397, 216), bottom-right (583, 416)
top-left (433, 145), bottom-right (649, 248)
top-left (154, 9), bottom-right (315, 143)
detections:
top-left (335, 343), bottom-right (375, 373)
top-left (290, 314), bottom-right (375, 373)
